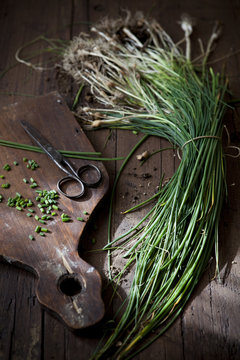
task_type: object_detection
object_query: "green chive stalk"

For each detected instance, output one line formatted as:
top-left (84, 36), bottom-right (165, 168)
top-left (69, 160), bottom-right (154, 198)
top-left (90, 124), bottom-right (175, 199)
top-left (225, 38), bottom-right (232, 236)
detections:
top-left (62, 13), bottom-right (228, 359)
top-left (0, 140), bottom-right (124, 161)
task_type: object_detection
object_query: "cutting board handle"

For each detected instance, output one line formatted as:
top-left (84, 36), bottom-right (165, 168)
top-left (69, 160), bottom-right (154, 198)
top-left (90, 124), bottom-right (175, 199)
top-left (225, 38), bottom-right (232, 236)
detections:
top-left (36, 249), bottom-right (104, 329)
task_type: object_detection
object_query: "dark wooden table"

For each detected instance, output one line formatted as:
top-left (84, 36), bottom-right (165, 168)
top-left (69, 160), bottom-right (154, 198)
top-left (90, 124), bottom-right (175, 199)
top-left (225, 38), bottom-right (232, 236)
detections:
top-left (0, 1), bottom-right (239, 359)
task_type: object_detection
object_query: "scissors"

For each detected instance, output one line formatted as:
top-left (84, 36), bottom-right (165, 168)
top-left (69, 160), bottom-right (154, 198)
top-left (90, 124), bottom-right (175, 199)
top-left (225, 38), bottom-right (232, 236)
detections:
top-left (21, 120), bottom-right (102, 199)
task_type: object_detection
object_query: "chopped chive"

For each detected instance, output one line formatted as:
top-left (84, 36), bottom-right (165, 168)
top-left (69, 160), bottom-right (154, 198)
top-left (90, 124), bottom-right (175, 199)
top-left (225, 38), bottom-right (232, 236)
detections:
top-left (13, 161), bottom-right (18, 166)
top-left (34, 215), bottom-right (39, 221)
top-left (46, 216), bottom-right (52, 220)
top-left (83, 210), bottom-right (89, 215)
top-left (51, 212), bottom-right (56, 216)
top-left (0, 175), bottom-right (5, 179)
top-left (16, 192), bottom-right (21, 197)
top-left (27, 213), bottom-right (32, 217)
top-left (1, 183), bottom-right (10, 188)
top-left (23, 157), bottom-right (28, 162)
top-left (27, 201), bottom-right (33, 207)
top-left (28, 208), bottom-right (35, 213)
top-left (30, 182), bottom-right (38, 188)
top-left (29, 235), bottom-right (35, 241)
top-left (40, 208), bottom-right (45, 213)
top-left (30, 177), bottom-right (34, 183)
top-left (16, 206), bottom-right (22, 211)
top-left (27, 159), bottom-right (39, 170)
top-left (39, 232), bottom-right (45, 237)
top-left (0, 194), bottom-right (3, 202)
top-left (3, 164), bottom-right (11, 171)
top-left (38, 219), bottom-right (46, 224)
top-left (77, 217), bottom-right (84, 222)
top-left (52, 205), bottom-right (58, 210)
top-left (35, 225), bottom-right (41, 233)
top-left (61, 217), bottom-right (71, 222)
top-left (23, 178), bottom-right (28, 183)
top-left (41, 228), bottom-right (48, 233)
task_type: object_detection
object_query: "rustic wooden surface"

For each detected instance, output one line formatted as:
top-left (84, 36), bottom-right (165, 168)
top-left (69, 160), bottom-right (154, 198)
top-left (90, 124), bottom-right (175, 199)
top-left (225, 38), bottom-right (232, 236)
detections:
top-left (0, 92), bottom-right (108, 330)
top-left (0, 0), bottom-right (239, 359)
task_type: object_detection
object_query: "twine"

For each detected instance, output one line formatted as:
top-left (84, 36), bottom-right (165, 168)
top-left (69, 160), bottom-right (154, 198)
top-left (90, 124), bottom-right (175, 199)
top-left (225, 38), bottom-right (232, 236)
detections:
top-left (177, 135), bottom-right (221, 160)
top-left (181, 135), bottom-right (221, 150)
top-left (177, 129), bottom-right (240, 160)
top-left (223, 125), bottom-right (240, 158)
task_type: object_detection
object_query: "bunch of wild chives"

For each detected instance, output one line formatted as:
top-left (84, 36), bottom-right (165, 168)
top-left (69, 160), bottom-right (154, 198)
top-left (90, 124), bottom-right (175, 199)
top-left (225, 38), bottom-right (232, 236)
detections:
top-left (62, 13), bottom-right (228, 359)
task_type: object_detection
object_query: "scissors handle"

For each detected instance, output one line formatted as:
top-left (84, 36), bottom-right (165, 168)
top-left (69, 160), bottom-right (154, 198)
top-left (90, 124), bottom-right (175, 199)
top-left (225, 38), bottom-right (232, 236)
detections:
top-left (77, 164), bottom-right (102, 187)
top-left (57, 164), bottom-right (102, 199)
top-left (57, 176), bottom-right (85, 199)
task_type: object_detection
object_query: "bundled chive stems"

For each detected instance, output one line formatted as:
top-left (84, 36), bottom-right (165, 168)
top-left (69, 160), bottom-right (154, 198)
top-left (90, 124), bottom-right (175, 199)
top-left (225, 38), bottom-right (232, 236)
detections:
top-left (62, 12), bottom-right (229, 359)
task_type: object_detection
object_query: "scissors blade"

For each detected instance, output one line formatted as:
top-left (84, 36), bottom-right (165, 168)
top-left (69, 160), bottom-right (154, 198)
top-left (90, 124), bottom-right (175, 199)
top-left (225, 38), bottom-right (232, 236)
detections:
top-left (20, 120), bottom-right (63, 164)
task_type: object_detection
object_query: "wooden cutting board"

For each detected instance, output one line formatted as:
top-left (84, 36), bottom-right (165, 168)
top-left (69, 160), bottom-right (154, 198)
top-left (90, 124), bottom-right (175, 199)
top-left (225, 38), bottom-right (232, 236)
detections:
top-left (0, 92), bottom-right (109, 329)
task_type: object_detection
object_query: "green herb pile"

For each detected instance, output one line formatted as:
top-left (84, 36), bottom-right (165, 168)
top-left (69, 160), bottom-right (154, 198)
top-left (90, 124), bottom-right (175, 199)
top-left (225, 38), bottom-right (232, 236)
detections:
top-left (62, 13), bottom-right (228, 359)
top-left (0, 158), bottom-right (88, 240)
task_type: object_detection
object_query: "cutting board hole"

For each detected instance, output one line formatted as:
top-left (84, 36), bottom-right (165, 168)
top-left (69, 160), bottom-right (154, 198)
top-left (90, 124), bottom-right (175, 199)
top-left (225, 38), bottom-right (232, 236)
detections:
top-left (58, 274), bottom-right (82, 296)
